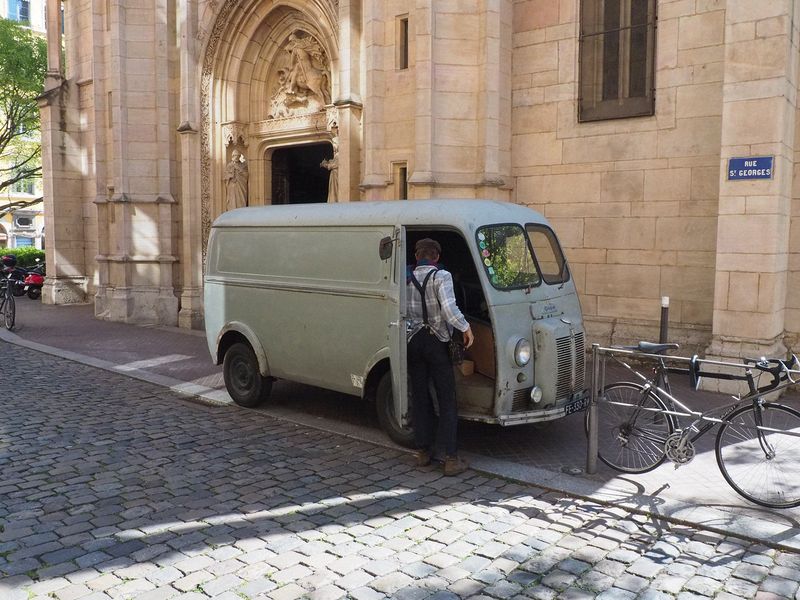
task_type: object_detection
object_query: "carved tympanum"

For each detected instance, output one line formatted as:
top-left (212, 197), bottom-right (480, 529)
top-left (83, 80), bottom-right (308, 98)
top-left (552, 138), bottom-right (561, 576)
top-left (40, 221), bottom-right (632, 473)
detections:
top-left (268, 31), bottom-right (331, 119)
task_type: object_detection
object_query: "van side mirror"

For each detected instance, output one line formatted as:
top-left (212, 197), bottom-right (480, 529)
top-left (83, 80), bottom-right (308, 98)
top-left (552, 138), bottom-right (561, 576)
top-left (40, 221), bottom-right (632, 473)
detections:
top-left (379, 236), bottom-right (393, 260)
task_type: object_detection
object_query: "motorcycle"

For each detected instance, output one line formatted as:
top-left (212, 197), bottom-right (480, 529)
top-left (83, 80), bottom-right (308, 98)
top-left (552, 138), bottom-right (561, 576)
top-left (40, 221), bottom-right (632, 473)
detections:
top-left (23, 259), bottom-right (45, 300)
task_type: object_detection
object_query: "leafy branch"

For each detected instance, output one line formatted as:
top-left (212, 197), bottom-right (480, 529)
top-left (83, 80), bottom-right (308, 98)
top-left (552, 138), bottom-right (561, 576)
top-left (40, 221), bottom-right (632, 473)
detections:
top-left (0, 18), bottom-right (47, 195)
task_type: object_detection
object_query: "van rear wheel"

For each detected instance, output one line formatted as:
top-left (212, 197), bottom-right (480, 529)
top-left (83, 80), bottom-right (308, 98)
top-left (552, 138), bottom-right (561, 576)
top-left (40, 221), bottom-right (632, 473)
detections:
top-left (223, 342), bottom-right (272, 407)
top-left (376, 372), bottom-right (415, 448)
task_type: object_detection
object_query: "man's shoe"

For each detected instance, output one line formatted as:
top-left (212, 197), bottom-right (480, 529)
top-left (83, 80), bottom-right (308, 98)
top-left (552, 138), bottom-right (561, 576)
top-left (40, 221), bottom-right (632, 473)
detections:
top-left (414, 449), bottom-right (432, 467)
top-left (443, 456), bottom-right (468, 476)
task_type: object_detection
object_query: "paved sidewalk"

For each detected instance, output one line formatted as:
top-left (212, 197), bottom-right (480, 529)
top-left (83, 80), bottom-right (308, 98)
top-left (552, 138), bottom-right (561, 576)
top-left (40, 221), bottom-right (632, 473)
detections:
top-left (3, 300), bottom-right (800, 551)
top-left (3, 342), bottom-right (800, 600)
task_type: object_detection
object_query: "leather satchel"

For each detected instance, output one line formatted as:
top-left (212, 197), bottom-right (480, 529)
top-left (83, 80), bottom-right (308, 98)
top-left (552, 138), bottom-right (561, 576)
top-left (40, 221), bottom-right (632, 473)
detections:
top-left (448, 330), bottom-right (465, 365)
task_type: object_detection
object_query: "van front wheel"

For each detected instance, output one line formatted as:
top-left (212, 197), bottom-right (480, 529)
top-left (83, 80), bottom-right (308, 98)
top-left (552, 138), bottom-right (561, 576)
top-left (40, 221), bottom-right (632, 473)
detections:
top-left (223, 342), bottom-right (272, 407)
top-left (376, 372), bottom-right (415, 448)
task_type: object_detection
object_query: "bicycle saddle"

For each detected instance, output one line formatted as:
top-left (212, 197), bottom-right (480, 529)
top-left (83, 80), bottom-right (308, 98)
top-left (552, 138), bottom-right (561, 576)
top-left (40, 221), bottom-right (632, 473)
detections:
top-left (633, 341), bottom-right (680, 355)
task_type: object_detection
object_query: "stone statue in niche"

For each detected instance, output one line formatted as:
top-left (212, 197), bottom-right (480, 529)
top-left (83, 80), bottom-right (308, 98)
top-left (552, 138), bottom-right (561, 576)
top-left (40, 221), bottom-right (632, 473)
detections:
top-left (267, 31), bottom-right (331, 119)
top-left (320, 138), bottom-right (339, 203)
top-left (224, 149), bottom-right (248, 210)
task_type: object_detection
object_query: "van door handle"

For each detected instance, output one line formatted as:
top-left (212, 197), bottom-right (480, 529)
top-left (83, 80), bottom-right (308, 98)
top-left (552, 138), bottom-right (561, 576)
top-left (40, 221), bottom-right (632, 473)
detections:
top-left (389, 321), bottom-right (400, 327)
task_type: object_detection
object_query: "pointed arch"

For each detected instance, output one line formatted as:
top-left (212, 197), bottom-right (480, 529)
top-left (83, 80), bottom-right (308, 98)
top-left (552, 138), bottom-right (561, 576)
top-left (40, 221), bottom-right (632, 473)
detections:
top-left (199, 0), bottom-right (339, 256)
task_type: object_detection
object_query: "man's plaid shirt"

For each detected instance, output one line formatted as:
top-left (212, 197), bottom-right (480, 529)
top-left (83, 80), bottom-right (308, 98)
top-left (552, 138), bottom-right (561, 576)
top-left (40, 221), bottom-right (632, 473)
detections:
top-left (407, 265), bottom-right (470, 342)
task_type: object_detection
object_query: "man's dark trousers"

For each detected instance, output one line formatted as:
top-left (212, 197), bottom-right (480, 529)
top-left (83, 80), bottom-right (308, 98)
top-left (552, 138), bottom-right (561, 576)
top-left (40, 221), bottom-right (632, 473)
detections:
top-left (408, 329), bottom-right (458, 457)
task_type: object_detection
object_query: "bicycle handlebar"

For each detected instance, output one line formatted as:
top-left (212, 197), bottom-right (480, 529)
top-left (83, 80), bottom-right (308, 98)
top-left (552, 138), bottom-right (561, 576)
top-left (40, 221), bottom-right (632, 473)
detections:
top-left (686, 353), bottom-right (800, 394)
top-left (741, 355), bottom-right (800, 393)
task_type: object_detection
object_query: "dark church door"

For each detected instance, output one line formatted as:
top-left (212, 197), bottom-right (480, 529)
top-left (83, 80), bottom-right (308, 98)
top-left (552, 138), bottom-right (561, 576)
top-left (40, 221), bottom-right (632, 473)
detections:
top-left (271, 143), bottom-right (333, 204)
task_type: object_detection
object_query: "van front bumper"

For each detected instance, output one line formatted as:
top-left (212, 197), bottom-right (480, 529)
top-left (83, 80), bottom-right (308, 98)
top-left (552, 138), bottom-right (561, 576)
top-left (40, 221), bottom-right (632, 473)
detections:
top-left (495, 389), bottom-right (589, 426)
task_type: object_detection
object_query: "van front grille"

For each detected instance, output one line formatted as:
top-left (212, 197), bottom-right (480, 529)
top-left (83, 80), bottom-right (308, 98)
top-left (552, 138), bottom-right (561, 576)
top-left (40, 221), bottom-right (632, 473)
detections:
top-left (556, 331), bottom-right (585, 401)
top-left (512, 388), bottom-right (532, 412)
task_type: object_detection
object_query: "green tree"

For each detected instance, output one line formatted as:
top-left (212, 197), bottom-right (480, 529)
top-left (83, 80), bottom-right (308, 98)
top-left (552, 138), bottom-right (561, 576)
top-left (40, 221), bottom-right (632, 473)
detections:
top-left (0, 18), bottom-right (47, 196)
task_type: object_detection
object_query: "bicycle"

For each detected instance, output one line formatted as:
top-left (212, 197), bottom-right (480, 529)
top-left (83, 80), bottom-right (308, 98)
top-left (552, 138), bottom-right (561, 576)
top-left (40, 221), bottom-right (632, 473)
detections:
top-left (589, 341), bottom-right (800, 509)
top-left (0, 269), bottom-right (16, 330)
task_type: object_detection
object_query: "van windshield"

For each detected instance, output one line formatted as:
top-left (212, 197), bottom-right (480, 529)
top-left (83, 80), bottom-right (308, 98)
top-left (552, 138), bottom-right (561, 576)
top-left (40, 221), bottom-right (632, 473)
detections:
top-left (526, 224), bottom-right (569, 285)
top-left (476, 224), bottom-right (540, 290)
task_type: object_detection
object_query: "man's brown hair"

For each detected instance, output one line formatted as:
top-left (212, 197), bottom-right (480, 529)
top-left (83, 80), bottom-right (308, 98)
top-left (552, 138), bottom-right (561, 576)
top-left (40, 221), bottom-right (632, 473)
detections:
top-left (415, 238), bottom-right (441, 261)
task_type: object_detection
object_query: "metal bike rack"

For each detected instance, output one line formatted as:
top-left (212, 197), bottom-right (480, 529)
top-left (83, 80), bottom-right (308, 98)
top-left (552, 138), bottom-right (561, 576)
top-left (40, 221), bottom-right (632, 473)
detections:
top-left (585, 344), bottom-right (800, 474)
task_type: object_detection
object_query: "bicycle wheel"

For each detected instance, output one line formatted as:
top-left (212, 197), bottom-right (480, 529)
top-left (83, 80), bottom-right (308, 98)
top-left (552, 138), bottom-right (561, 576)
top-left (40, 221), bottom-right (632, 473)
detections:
top-left (716, 403), bottom-right (800, 508)
top-left (3, 290), bottom-right (15, 330)
top-left (592, 382), bottom-right (674, 473)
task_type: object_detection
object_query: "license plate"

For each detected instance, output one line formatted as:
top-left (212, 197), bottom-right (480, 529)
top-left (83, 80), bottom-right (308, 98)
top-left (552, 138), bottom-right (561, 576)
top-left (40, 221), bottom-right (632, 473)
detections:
top-left (564, 394), bottom-right (589, 415)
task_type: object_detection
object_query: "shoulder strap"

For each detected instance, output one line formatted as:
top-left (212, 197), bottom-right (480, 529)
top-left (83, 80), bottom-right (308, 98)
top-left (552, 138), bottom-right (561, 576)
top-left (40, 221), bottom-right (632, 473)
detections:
top-left (411, 268), bottom-right (438, 326)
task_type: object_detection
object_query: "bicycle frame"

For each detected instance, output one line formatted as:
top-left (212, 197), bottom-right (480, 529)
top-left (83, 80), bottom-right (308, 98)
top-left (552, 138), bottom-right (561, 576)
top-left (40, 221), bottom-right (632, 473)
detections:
top-left (587, 344), bottom-right (800, 474)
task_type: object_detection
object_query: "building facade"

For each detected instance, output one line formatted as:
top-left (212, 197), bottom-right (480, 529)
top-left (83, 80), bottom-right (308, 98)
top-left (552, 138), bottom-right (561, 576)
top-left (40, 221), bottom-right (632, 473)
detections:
top-left (0, 181), bottom-right (45, 250)
top-left (40, 0), bottom-right (800, 366)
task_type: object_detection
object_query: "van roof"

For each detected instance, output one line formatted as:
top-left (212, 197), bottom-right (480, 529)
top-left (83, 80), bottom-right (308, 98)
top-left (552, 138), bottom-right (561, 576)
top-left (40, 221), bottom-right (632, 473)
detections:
top-left (212, 199), bottom-right (550, 229)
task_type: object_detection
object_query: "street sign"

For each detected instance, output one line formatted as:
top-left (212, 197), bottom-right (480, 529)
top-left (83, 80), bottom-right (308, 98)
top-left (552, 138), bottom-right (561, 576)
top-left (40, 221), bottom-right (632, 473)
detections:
top-left (727, 156), bottom-right (774, 180)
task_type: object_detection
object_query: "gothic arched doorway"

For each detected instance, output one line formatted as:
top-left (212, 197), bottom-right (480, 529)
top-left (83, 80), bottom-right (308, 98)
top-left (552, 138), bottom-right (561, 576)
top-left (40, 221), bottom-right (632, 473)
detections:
top-left (271, 142), bottom-right (334, 204)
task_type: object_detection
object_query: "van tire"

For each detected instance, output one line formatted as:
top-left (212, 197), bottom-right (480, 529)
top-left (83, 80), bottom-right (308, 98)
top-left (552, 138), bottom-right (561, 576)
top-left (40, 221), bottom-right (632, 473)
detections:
top-left (376, 372), bottom-right (415, 448)
top-left (223, 342), bottom-right (272, 407)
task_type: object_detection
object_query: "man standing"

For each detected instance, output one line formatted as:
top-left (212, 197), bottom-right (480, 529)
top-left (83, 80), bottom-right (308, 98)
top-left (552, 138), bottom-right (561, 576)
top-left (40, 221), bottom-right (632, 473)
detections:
top-left (407, 238), bottom-right (474, 476)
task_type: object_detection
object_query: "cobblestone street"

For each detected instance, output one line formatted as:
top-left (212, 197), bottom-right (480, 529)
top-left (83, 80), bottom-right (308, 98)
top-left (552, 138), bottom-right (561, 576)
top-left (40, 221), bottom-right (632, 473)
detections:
top-left (3, 343), bottom-right (800, 600)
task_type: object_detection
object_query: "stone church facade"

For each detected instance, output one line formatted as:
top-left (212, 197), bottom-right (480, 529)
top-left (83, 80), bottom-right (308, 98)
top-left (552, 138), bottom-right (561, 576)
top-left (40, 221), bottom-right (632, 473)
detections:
top-left (39, 0), bottom-right (800, 364)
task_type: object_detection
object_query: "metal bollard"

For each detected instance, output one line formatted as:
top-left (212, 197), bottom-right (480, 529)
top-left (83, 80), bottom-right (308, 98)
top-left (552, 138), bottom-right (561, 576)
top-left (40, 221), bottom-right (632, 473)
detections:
top-left (659, 296), bottom-right (670, 344)
top-left (586, 343), bottom-right (600, 474)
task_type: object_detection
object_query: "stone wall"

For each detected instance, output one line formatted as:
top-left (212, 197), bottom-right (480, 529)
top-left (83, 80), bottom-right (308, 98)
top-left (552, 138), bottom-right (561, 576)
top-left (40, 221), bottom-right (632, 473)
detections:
top-left (510, 0), bottom-right (725, 352)
top-left (362, 1), bottom-right (513, 201)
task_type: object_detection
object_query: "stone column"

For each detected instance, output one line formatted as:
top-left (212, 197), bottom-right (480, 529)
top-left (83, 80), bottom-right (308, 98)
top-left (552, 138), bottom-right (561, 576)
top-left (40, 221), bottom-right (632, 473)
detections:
top-left (476, 0), bottom-right (512, 201)
top-left (407, 0), bottom-right (434, 194)
top-left (334, 0), bottom-right (363, 203)
top-left (39, 0), bottom-right (88, 304)
top-left (95, 0), bottom-right (179, 326)
top-left (177, 127), bottom-right (202, 328)
top-left (360, 0), bottom-right (386, 198)
top-left (177, 0), bottom-right (203, 329)
top-left (408, 1), bottom-right (512, 199)
top-left (44, 0), bottom-right (62, 85)
top-left (706, 0), bottom-right (799, 389)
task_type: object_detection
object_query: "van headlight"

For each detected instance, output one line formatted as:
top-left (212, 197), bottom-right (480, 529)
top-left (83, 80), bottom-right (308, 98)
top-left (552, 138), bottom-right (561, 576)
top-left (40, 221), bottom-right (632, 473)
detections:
top-left (514, 339), bottom-right (532, 367)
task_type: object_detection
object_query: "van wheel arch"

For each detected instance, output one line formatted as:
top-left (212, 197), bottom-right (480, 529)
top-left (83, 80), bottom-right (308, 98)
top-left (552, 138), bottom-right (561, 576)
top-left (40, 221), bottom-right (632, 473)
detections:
top-left (376, 371), bottom-right (415, 447)
top-left (366, 360), bottom-right (416, 447)
top-left (364, 359), bottom-right (390, 403)
top-left (216, 326), bottom-right (270, 376)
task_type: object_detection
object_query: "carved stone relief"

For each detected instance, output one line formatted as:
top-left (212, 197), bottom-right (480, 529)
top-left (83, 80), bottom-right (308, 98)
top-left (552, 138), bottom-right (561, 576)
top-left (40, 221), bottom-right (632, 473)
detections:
top-left (221, 122), bottom-right (248, 147)
top-left (267, 30), bottom-right (331, 119)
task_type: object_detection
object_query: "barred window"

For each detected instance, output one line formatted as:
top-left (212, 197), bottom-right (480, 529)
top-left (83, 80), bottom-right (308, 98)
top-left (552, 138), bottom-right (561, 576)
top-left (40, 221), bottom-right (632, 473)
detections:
top-left (579, 0), bottom-right (656, 122)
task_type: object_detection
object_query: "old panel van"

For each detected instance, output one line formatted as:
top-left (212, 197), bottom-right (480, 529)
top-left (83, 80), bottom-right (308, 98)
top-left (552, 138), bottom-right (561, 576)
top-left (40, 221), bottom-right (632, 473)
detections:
top-left (204, 200), bottom-right (587, 446)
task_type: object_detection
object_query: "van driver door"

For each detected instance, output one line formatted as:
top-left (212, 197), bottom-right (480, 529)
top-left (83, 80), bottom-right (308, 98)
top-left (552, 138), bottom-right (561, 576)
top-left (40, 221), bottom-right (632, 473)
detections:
top-left (388, 225), bottom-right (410, 437)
